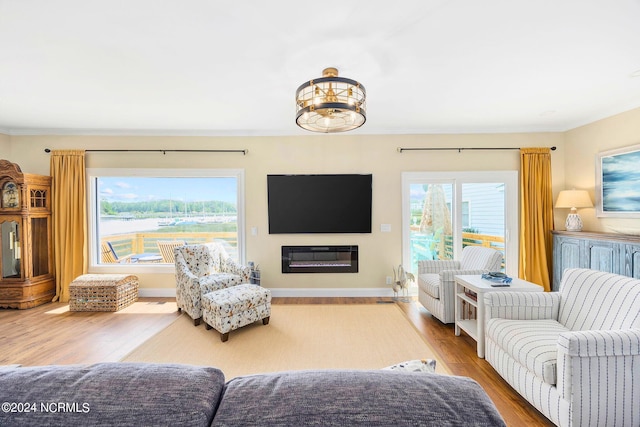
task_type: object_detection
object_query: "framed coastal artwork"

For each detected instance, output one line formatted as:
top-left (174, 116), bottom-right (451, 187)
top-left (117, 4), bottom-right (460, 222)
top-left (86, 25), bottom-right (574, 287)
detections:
top-left (596, 143), bottom-right (640, 217)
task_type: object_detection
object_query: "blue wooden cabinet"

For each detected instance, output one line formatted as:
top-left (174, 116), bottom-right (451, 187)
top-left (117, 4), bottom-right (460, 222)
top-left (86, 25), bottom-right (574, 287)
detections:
top-left (624, 243), bottom-right (640, 278)
top-left (552, 231), bottom-right (640, 291)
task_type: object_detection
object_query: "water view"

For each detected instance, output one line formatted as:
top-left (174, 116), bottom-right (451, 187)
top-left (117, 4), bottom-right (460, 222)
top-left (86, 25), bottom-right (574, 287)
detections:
top-left (96, 176), bottom-right (239, 262)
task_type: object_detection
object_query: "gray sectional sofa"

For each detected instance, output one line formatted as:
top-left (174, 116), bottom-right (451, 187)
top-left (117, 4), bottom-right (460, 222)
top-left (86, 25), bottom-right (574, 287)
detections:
top-left (0, 362), bottom-right (506, 426)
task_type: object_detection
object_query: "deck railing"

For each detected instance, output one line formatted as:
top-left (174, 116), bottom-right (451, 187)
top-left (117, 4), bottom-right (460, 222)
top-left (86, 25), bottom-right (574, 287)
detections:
top-left (102, 231), bottom-right (238, 262)
top-left (410, 230), bottom-right (505, 266)
top-left (105, 230), bottom-right (505, 266)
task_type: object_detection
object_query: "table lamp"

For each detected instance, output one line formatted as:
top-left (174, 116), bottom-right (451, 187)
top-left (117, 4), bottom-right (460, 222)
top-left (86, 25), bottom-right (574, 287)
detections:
top-left (555, 190), bottom-right (593, 231)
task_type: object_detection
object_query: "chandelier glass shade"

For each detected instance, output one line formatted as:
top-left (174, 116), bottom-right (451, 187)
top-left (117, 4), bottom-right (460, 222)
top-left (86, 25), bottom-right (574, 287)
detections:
top-left (295, 67), bottom-right (366, 133)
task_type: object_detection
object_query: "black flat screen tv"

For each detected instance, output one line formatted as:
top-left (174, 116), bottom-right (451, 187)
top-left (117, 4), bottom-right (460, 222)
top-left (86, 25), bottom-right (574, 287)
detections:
top-left (267, 174), bottom-right (372, 234)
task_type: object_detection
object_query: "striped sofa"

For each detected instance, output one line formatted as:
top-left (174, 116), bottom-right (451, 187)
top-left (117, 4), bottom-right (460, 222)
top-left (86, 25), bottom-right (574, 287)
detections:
top-left (485, 268), bottom-right (640, 427)
top-left (417, 246), bottom-right (503, 324)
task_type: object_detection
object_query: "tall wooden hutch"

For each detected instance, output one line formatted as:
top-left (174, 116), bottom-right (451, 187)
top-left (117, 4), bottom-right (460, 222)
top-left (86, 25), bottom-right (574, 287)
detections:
top-left (0, 159), bottom-right (55, 308)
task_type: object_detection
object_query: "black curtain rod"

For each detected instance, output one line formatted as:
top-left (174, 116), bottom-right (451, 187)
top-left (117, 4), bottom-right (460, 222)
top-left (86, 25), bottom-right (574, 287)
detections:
top-left (397, 146), bottom-right (556, 153)
top-left (44, 148), bottom-right (248, 155)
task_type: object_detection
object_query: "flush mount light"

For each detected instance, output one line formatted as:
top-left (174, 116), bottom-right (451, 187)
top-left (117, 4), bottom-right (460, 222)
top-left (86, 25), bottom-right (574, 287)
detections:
top-left (295, 67), bottom-right (366, 133)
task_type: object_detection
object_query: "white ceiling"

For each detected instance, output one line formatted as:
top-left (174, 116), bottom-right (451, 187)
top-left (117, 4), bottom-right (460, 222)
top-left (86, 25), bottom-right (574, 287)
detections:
top-left (1, 0), bottom-right (640, 136)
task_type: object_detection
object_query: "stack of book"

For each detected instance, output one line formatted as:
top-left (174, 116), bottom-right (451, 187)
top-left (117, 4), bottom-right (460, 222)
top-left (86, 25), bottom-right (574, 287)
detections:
top-left (464, 290), bottom-right (477, 301)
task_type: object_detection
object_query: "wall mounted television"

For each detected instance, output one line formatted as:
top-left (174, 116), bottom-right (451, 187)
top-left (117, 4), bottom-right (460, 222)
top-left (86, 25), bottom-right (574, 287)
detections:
top-left (267, 174), bottom-right (372, 234)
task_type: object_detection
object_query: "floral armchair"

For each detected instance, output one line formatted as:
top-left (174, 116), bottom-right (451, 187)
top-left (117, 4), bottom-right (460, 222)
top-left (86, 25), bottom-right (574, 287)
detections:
top-left (174, 242), bottom-right (251, 326)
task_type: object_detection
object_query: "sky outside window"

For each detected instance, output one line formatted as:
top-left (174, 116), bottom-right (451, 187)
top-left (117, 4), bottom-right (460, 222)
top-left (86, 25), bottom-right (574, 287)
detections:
top-left (98, 177), bottom-right (238, 204)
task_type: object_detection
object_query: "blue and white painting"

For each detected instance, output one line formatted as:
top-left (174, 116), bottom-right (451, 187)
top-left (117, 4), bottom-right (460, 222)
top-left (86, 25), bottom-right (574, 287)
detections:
top-left (601, 148), bottom-right (640, 213)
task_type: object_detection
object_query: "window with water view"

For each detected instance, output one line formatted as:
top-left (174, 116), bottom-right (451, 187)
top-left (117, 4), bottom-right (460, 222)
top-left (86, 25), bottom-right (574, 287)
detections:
top-left (90, 171), bottom-right (243, 266)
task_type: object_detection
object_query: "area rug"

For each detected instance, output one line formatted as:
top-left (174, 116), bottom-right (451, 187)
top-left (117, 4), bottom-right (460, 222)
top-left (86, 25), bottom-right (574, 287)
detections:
top-left (121, 303), bottom-right (451, 378)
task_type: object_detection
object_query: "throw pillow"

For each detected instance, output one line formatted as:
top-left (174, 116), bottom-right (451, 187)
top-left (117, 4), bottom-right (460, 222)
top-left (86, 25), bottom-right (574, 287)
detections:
top-left (382, 358), bottom-right (436, 373)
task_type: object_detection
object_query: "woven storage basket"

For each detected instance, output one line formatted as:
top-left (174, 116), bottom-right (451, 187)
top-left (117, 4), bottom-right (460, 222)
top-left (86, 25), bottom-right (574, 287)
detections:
top-left (69, 274), bottom-right (139, 312)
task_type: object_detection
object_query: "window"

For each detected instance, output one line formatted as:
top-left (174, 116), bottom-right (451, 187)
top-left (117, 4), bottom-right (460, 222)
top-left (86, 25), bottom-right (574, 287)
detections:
top-left (447, 201), bottom-right (470, 228)
top-left (402, 171), bottom-right (518, 277)
top-left (462, 201), bottom-right (470, 228)
top-left (87, 168), bottom-right (244, 271)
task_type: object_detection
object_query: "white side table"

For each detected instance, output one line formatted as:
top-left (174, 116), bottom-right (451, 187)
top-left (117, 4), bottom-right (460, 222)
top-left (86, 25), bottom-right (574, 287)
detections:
top-left (454, 275), bottom-right (543, 358)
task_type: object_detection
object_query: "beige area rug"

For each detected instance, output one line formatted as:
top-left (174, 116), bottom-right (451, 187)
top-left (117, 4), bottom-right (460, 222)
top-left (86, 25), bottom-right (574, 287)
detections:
top-left (121, 303), bottom-right (451, 379)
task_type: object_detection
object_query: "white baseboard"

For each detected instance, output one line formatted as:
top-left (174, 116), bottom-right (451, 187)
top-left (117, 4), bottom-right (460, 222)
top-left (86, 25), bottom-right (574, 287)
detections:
top-left (139, 287), bottom-right (418, 298)
top-left (269, 288), bottom-right (417, 297)
top-left (139, 288), bottom-right (177, 298)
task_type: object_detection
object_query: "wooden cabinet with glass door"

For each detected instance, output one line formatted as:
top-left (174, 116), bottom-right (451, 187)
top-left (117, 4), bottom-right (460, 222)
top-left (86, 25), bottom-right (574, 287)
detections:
top-left (0, 159), bottom-right (55, 309)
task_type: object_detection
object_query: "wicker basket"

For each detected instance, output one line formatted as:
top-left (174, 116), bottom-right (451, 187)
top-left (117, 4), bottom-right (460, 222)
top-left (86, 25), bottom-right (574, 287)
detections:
top-left (69, 274), bottom-right (139, 312)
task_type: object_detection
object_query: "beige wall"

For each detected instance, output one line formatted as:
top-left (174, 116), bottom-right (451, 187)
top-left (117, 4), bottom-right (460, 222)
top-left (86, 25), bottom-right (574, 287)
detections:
top-left (0, 133), bottom-right (10, 157)
top-left (562, 107), bottom-right (640, 234)
top-left (6, 132), bottom-right (563, 294)
top-left (6, 104), bottom-right (640, 295)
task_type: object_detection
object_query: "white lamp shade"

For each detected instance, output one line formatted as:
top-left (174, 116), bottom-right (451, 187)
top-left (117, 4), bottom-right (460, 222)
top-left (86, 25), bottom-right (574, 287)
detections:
top-left (555, 190), bottom-right (593, 209)
top-left (555, 189), bottom-right (592, 232)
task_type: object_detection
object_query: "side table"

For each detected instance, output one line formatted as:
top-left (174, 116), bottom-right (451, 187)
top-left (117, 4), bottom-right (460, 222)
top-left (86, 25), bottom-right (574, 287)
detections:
top-left (136, 255), bottom-right (163, 263)
top-left (454, 275), bottom-right (543, 358)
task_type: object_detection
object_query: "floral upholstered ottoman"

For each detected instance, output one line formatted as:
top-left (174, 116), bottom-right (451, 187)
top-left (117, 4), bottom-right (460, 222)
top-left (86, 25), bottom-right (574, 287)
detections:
top-left (201, 284), bottom-right (271, 342)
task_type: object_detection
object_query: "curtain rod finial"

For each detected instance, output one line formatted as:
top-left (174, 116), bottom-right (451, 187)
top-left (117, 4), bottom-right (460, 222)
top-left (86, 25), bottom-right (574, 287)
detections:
top-left (44, 148), bottom-right (51, 153)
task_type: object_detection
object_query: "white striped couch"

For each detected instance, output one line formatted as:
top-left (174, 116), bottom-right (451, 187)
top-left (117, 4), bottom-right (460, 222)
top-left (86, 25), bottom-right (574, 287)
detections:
top-left (485, 268), bottom-right (640, 427)
top-left (417, 246), bottom-right (503, 324)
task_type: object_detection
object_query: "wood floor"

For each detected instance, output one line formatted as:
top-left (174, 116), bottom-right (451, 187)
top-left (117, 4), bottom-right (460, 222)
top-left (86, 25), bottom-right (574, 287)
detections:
top-left (0, 297), bottom-right (554, 427)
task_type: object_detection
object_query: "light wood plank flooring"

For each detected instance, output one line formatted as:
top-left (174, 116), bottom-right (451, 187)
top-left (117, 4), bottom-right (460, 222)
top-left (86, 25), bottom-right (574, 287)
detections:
top-left (0, 297), bottom-right (553, 426)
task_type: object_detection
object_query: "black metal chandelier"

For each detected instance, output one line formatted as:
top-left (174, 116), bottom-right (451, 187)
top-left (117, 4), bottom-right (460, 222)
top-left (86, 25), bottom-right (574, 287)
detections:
top-left (295, 67), bottom-right (366, 133)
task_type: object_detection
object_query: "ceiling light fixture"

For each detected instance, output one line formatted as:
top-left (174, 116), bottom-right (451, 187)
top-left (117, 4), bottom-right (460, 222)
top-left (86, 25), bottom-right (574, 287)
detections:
top-left (295, 67), bottom-right (366, 133)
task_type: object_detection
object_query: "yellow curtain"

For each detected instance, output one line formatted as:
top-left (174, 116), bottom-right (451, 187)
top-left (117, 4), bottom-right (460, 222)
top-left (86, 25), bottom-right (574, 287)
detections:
top-left (50, 150), bottom-right (87, 302)
top-left (519, 148), bottom-right (554, 291)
